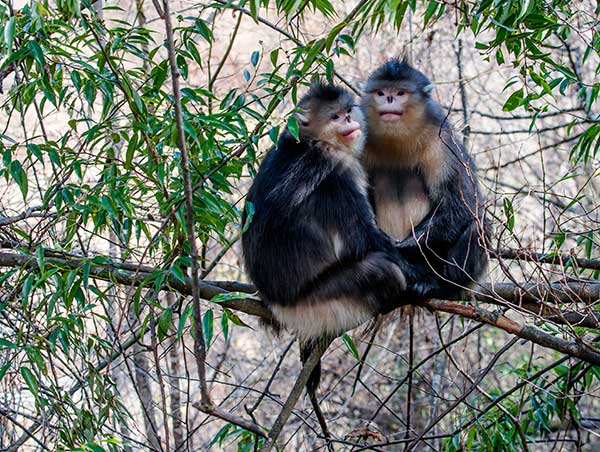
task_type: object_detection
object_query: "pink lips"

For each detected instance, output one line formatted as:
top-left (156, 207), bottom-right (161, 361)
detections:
top-left (379, 111), bottom-right (404, 122)
top-left (340, 128), bottom-right (362, 141)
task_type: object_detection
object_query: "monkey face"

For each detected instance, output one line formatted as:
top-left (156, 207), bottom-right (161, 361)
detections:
top-left (370, 87), bottom-right (412, 122)
top-left (296, 99), bottom-right (365, 154)
top-left (361, 83), bottom-right (427, 140)
top-left (328, 105), bottom-right (363, 143)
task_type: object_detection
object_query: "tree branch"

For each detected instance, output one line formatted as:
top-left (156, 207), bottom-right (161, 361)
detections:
top-left (425, 300), bottom-right (600, 366)
top-left (1, 250), bottom-right (599, 369)
top-left (499, 247), bottom-right (600, 271)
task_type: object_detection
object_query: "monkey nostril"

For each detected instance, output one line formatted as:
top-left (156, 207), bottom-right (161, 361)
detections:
top-left (387, 96), bottom-right (393, 103)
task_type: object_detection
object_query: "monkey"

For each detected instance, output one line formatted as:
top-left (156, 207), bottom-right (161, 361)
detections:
top-left (242, 83), bottom-right (408, 435)
top-left (360, 59), bottom-right (489, 300)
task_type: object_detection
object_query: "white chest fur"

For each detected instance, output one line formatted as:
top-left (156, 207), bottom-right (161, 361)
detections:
top-left (372, 172), bottom-right (431, 241)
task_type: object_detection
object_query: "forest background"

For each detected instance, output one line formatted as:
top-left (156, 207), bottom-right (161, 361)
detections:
top-left (0, 0), bottom-right (600, 451)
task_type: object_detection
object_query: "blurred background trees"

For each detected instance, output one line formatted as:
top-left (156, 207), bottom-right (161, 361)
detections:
top-left (0, 0), bottom-right (600, 450)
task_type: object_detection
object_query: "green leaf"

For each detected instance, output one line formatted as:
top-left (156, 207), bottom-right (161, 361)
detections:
top-left (325, 23), bottom-right (345, 50)
top-left (36, 245), bottom-right (44, 273)
top-left (157, 307), bottom-right (173, 341)
top-left (221, 312), bottom-right (229, 341)
top-left (517, 0), bottom-right (532, 20)
top-left (224, 308), bottom-right (252, 329)
top-left (287, 116), bottom-right (300, 142)
top-left (0, 338), bottom-right (17, 349)
top-left (503, 198), bottom-right (515, 232)
top-left (211, 291), bottom-right (257, 303)
top-left (502, 88), bottom-right (524, 112)
top-left (177, 304), bottom-right (193, 342)
top-left (269, 48), bottom-right (279, 67)
top-left (169, 262), bottom-right (187, 284)
top-left (20, 367), bottom-right (39, 397)
top-left (325, 59), bottom-right (335, 84)
top-left (0, 362), bottom-right (10, 381)
top-left (242, 202), bottom-right (255, 233)
top-left (249, 0), bottom-right (261, 21)
top-left (203, 308), bottom-right (214, 349)
top-left (342, 334), bottom-right (360, 360)
top-left (423, 1), bottom-right (439, 26)
top-left (27, 40), bottom-right (45, 70)
top-left (10, 160), bottom-right (28, 200)
top-left (4, 16), bottom-right (16, 56)
top-left (268, 126), bottom-right (280, 145)
top-left (194, 18), bottom-right (213, 42)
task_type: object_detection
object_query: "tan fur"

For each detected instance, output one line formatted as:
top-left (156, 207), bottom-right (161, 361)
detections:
top-left (363, 103), bottom-right (449, 183)
top-left (375, 193), bottom-right (430, 241)
top-left (271, 298), bottom-right (375, 341)
top-left (363, 98), bottom-right (451, 239)
top-left (330, 147), bottom-right (369, 197)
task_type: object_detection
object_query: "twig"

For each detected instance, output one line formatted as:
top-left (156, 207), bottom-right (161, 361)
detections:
top-left (369, 323), bottom-right (485, 422)
top-left (192, 403), bottom-right (267, 438)
top-left (208, 12), bottom-right (243, 92)
top-left (435, 317), bottom-right (530, 452)
top-left (404, 337), bottom-right (519, 451)
top-left (259, 338), bottom-right (333, 452)
top-left (162, 0), bottom-right (210, 406)
top-left (454, 38), bottom-right (469, 148)
top-left (351, 319), bottom-right (380, 396)
top-left (159, 1), bottom-right (264, 439)
top-left (0, 206), bottom-right (53, 226)
top-left (403, 315), bottom-right (414, 448)
top-left (499, 247), bottom-right (600, 271)
top-left (246, 340), bottom-right (294, 415)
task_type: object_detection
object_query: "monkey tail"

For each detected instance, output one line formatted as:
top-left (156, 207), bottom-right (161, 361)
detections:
top-left (300, 338), bottom-right (333, 442)
top-left (300, 339), bottom-right (322, 395)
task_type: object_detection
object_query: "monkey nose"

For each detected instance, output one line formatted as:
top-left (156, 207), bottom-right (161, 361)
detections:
top-left (387, 96), bottom-right (393, 103)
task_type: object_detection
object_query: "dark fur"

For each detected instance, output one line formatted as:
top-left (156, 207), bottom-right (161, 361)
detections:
top-left (242, 83), bottom-right (408, 393)
top-left (362, 60), bottom-right (490, 299)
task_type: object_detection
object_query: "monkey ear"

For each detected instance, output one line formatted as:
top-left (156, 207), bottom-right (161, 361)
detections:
top-left (294, 109), bottom-right (310, 126)
top-left (423, 84), bottom-right (435, 95)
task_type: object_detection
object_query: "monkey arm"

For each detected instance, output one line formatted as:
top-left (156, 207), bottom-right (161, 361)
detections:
top-left (394, 167), bottom-right (488, 297)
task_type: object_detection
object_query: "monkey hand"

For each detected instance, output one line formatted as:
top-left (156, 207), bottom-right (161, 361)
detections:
top-left (395, 236), bottom-right (418, 250)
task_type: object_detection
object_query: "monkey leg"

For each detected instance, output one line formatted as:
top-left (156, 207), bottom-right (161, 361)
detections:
top-left (271, 251), bottom-right (407, 341)
top-left (259, 337), bottom-right (333, 452)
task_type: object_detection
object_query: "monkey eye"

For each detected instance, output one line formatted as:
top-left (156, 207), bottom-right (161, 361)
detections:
top-left (398, 90), bottom-right (406, 96)
top-left (347, 107), bottom-right (352, 113)
top-left (377, 90), bottom-right (384, 96)
top-left (331, 113), bottom-right (340, 120)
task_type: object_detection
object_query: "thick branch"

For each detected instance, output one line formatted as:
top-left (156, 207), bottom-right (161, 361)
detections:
top-left (426, 300), bottom-right (600, 366)
top-left (1, 250), bottom-right (600, 368)
top-left (0, 251), bottom-right (271, 319)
